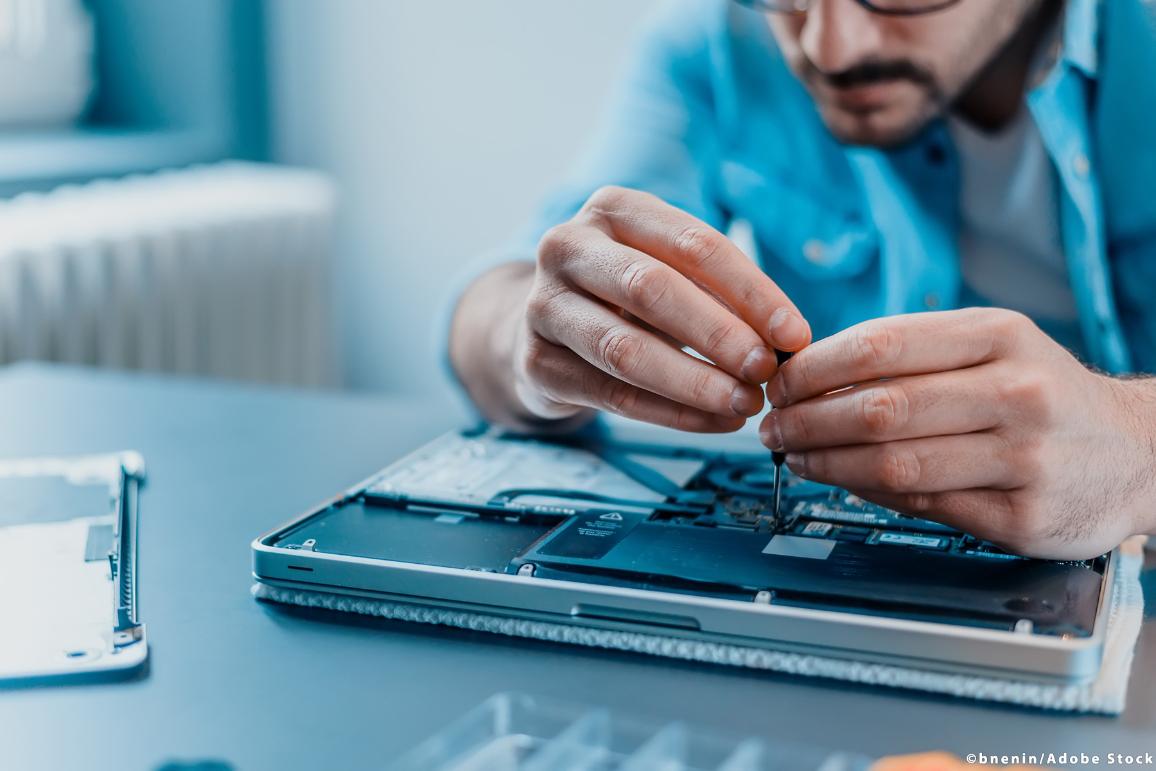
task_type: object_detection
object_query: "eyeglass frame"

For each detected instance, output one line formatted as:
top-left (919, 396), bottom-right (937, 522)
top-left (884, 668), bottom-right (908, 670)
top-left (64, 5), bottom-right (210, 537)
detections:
top-left (733, 0), bottom-right (963, 17)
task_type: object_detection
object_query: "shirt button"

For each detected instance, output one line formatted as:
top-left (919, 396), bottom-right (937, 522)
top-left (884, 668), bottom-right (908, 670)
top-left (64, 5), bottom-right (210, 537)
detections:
top-left (926, 143), bottom-right (947, 166)
top-left (803, 240), bottom-right (826, 264)
top-left (1072, 152), bottom-right (1091, 177)
top-left (924, 293), bottom-right (940, 310)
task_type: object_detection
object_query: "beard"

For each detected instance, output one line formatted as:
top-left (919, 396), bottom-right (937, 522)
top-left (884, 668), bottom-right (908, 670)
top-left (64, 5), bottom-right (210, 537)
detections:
top-left (800, 57), bottom-right (947, 147)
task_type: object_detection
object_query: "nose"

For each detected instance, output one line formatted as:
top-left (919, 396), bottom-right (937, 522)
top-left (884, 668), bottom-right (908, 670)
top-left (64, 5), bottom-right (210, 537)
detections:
top-left (799, 0), bottom-right (885, 75)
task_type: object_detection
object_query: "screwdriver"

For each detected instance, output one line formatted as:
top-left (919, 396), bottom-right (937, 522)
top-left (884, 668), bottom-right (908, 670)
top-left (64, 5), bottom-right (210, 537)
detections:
top-left (771, 349), bottom-right (793, 518)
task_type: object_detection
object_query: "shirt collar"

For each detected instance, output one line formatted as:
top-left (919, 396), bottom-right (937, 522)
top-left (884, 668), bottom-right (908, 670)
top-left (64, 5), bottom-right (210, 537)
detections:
top-left (1061, 0), bottom-right (1100, 78)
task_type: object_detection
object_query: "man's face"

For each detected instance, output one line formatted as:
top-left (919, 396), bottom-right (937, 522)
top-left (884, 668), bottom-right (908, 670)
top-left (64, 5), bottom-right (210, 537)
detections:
top-left (767, 0), bottom-right (1043, 146)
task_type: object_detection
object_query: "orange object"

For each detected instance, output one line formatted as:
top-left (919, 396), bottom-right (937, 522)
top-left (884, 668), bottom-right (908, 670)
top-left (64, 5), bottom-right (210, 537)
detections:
top-left (873, 752), bottom-right (1042, 771)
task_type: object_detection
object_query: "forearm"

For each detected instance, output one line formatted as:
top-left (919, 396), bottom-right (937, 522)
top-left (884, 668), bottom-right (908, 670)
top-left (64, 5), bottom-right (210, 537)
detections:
top-left (449, 260), bottom-right (594, 432)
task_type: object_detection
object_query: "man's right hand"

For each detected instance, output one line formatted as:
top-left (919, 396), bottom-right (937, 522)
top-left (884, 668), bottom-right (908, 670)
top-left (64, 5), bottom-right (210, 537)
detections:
top-left (493, 186), bottom-right (811, 432)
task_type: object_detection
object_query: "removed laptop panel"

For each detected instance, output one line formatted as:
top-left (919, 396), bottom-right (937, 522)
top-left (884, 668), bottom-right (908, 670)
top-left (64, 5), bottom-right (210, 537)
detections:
top-left (0, 453), bottom-right (147, 684)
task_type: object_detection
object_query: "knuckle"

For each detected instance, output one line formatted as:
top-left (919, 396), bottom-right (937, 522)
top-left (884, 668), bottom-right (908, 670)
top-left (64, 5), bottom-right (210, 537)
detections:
top-left (960, 306), bottom-right (998, 325)
top-left (997, 371), bottom-right (1056, 422)
top-left (685, 367), bottom-right (719, 406)
top-left (701, 318), bottom-right (735, 357)
top-left (519, 334), bottom-right (549, 377)
top-left (849, 322), bottom-right (903, 370)
top-left (996, 372), bottom-right (1034, 404)
top-left (523, 290), bottom-right (549, 323)
top-left (599, 378), bottom-right (638, 416)
top-left (1008, 437), bottom-right (1046, 482)
top-left (670, 403), bottom-right (694, 431)
top-left (621, 260), bottom-right (672, 314)
top-left (985, 308), bottom-right (1036, 350)
top-left (523, 284), bottom-right (563, 325)
top-left (582, 185), bottom-right (631, 220)
top-left (537, 224), bottom-right (582, 270)
top-left (876, 447), bottom-right (922, 492)
top-left (903, 492), bottom-right (935, 514)
top-left (782, 406), bottom-right (813, 446)
top-left (858, 385), bottom-right (909, 436)
top-left (669, 403), bottom-right (726, 433)
top-left (989, 307), bottom-right (1031, 334)
top-left (520, 332), bottom-right (545, 369)
top-left (671, 224), bottom-right (726, 270)
top-left (593, 326), bottom-right (639, 376)
top-left (735, 279), bottom-right (765, 313)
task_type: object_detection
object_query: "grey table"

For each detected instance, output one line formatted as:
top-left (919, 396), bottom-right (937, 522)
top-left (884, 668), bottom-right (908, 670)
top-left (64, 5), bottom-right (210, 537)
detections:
top-left (1, 364), bottom-right (1154, 771)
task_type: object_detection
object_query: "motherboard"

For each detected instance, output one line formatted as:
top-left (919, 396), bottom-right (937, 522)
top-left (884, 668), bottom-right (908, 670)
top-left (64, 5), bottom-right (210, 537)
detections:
top-left (276, 429), bottom-right (1108, 637)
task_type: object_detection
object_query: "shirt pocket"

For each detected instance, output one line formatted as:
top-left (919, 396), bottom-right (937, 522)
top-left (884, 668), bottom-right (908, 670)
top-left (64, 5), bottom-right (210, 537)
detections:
top-left (717, 160), bottom-right (878, 282)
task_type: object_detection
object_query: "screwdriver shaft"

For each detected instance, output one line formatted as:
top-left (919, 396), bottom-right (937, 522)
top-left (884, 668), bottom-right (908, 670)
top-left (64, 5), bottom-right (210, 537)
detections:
top-left (770, 349), bottom-right (794, 518)
top-left (772, 460), bottom-right (784, 518)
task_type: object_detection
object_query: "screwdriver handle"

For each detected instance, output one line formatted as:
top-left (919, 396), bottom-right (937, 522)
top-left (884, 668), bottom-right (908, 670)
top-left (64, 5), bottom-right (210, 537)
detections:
top-left (771, 349), bottom-right (793, 466)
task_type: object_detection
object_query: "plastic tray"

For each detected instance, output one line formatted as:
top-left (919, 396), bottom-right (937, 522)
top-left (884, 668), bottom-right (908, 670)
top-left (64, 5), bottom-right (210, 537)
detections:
top-left (390, 692), bottom-right (871, 771)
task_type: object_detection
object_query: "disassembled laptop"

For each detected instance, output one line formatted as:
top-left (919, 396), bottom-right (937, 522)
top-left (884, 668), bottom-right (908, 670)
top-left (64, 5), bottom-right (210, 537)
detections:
top-left (255, 426), bottom-right (1114, 682)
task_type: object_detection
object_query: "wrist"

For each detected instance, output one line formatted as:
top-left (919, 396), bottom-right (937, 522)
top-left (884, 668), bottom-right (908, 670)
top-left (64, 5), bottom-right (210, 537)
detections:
top-left (450, 262), bottom-right (593, 432)
top-left (449, 262), bottom-right (531, 423)
top-left (1104, 375), bottom-right (1156, 537)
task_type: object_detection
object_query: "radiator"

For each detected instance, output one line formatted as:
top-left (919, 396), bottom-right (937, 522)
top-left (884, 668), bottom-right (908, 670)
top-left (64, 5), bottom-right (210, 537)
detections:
top-left (0, 162), bottom-right (336, 386)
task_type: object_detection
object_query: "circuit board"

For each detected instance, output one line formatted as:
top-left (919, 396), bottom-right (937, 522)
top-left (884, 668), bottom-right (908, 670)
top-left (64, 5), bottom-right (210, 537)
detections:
top-left (276, 429), bottom-right (1108, 637)
top-left (661, 458), bottom-right (1029, 561)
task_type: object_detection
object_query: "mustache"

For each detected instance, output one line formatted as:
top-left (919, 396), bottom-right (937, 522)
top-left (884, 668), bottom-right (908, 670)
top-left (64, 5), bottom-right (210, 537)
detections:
top-left (811, 58), bottom-right (938, 92)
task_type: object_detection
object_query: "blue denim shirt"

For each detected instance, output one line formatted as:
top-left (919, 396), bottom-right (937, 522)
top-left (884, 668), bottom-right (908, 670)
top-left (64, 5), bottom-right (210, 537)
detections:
top-left (502, 0), bottom-right (1156, 375)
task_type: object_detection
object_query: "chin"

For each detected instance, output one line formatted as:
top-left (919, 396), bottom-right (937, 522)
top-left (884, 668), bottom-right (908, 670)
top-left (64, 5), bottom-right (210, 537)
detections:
top-left (817, 99), bottom-right (937, 149)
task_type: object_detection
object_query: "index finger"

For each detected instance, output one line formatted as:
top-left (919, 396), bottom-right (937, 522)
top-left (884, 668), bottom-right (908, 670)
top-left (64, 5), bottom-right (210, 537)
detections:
top-left (580, 187), bottom-right (811, 352)
top-left (769, 309), bottom-right (1021, 407)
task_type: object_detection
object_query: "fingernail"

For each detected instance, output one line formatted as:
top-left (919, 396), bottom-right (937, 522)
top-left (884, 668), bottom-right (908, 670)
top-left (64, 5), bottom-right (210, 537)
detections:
top-left (785, 453), bottom-right (805, 474)
top-left (767, 376), bottom-right (789, 408)
top-left (730, 385), bottom-right (759, 417)
top-left (769, 308), bottom-right (808, 349)
top-left (740, 347), bottom-right (773, 383)
top-left (762, 412), bottom-right (784, 451)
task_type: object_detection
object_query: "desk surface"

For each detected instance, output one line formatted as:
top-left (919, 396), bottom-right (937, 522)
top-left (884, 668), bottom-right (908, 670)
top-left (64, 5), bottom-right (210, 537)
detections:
top-left (1, 365), bottom-right (1154, 771)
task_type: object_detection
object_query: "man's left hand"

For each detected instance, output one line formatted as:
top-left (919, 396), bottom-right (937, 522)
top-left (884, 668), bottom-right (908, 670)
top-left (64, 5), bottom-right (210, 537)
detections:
top-left (759, 308), bottom-right (1156, 559)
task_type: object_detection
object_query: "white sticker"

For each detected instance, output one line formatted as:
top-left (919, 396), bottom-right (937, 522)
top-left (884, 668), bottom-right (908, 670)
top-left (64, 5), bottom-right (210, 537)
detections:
top-left (876, 532), bottom-right (947, 549)
top-left (762, 535), bottom-right (836, 560)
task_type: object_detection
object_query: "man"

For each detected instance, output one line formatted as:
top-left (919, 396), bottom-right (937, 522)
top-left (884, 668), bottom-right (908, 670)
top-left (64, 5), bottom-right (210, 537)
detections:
top-left (449, 0), bottom-right (1156, 560)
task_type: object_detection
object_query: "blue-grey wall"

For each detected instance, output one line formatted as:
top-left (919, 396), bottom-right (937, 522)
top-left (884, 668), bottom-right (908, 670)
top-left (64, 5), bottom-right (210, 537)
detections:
top-left (87, 0), bottom-right (265, 146)
top-left (1, 0), bottom-right (267, 196)
top-left (266, 0), bottom-right (658, 399)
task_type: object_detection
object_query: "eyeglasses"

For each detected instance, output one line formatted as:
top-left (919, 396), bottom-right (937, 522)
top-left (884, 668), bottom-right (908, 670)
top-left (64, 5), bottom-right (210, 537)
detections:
top-left (734, 0), bottom-right (962, 16)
